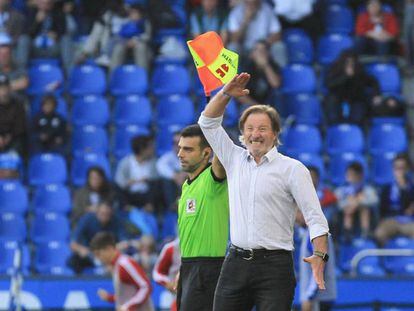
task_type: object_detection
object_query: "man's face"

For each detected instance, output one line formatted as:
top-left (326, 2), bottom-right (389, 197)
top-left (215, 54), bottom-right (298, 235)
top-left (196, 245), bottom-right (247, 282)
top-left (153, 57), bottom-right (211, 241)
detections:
top-left (96, 204), bottom-right (113, 225)
top-left (242, 113), bottom-right (277, 159)
top-left (367, 0), bottom-right (381, 15)
top-left (202, 0), bottom-right (217, 13)
top-left (37, 0), bottom-right (53, 11)
top-left (346, 169), bottom-right (362, 184)
top-left (245, 0), bottom-right (260, 11)
top-left (393, 158), bottom-right (409, 179)
top-left (93, 247), bottom-right (114, 266)
top-left (177, 136), bottom-right (209, 173)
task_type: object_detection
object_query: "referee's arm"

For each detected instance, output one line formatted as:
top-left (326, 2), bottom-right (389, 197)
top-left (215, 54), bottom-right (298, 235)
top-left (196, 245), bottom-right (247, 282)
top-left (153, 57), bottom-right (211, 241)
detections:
top-left (212, 154), bottom-right (226, 180)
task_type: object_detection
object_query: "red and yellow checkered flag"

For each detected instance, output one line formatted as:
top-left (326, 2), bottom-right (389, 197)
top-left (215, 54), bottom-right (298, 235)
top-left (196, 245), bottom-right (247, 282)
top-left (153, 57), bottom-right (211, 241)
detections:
top-left (187, 31), bottom-right (239, 96)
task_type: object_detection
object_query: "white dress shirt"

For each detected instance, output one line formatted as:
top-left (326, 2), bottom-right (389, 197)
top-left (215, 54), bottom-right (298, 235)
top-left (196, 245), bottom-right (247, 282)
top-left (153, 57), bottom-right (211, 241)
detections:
top-left (273, 0), bottom-right (314, 22)
top-left (198, 114), bottom-right (329, 250)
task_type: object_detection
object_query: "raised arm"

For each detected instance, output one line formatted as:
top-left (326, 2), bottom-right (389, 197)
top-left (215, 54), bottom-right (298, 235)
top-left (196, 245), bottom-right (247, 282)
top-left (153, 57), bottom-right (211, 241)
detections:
top-left (212, 154), bottom-right (226, 180)
top-left (203, 73), bottom-right (251, 118)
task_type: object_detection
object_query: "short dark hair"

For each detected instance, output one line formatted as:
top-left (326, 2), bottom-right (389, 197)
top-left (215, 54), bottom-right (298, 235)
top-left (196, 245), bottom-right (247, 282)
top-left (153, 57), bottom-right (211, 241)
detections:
top-left (131, 135), bottom-right (153, 155)
top-left (393, 153), bottom-right (411, 167)
top-left (90, 232), bottom-right (116, 251)
top-left (307, 165), bottom-right (320, 177)
top-left (347, 161), bottom-right (364, 175)
top-left (180, 124), bottom-right (210, 149)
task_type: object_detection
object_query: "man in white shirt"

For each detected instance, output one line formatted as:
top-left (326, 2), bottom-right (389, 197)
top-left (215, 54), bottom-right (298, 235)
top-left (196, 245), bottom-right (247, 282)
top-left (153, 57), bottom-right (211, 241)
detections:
top-left (198, 73), bottom-right (330, 310)
top-left (227, 0), bottom-right (287, 66)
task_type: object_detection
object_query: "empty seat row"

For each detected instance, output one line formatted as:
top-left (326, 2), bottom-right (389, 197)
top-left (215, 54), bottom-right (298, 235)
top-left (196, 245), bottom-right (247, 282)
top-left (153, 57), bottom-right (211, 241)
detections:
top-left (0, 212), bottom-right (70, 243)
top-left (0, 240), bottom-right (72, 276)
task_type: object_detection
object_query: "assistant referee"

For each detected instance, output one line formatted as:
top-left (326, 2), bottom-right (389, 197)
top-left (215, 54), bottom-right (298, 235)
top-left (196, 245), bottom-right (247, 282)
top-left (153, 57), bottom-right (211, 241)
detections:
top-left (176, 124), bottom-right (229, 311)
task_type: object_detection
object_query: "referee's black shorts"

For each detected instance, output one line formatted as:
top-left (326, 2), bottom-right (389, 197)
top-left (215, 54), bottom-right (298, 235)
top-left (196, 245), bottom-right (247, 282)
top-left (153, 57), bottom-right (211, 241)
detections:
top-left (176, 257), bottom-right (224, 311)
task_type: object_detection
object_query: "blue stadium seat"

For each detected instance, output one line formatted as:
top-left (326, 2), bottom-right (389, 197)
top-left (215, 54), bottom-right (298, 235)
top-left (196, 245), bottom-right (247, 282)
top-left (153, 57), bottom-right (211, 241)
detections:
top-left (0, 213), bottom-right (26, 242)
top-left (110, 65), bottom-right (148, 96)
top-left (30, 96), bottom-right (68, 119)
top-left (28, 153), bottom-right (67, 186)
top-left (368, 124), bottom-right (407, 155)
top-left (71, 153), bottom-right (111, 187)
top-left (156, 124), bottom-right (184, 156)
top-left (33, 184), bottom-right (71, 215)
top-left (157, 94), bottom-right (195, 126)
top-left (293, 153), bottom-right (325, 179)
top-left (0, 182), bottom-right (28, 215)
top-left (371, 152), bottom-right (396, 185)
top-left (281, 125), bottom-right (322, 157)
top-left (329, 152), bottom-right (367, 185)
top-left (72, 125), bottom-right (109, 156)
top-left (283, 93), bottom-right (321, 125)
top-left (113, 125), bottom-right (151, 160)
top-left (372, 117), bottom-right (405, 126)
top-left (31, 212), bottom-right (70, 244)
top-left (0, 152), bottom-right (23, 180)
top-left (283, 28), bottom-right (314, 64)
top-left (72, 95), bottom-right (109, 126)
top-left (29, 57), bottom-right (60, 67)
top-left (366, 63), bottom-right (401, 94)
top-left (27, 63), bottom-right (64, 96)
top-left (326, 124), bottom-right (364, 155)
top-left (151, 64), bottom-right (190, 96)
top-left (339, 238), bottom-right (384, 275)
top-left (325, 4), bottom-right (354, 34)
top-left (0, 241), bottom-right (30, 275)
top-left (317, 34), bottom-right (354, 65)
top-left (34, 241), bottom-right (73, 275)
top-left (282, 64), bottom-right (316, 94)
top-left (114, 95), bottom-right (152, 127)
top-left (69, 64), bottom-right (107, 96)
top-left (383, 237), bottom-right (414, 275)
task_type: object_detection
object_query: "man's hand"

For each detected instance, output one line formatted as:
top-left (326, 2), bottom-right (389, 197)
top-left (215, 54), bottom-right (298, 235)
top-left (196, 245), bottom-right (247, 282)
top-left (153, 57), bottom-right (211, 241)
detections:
top-left (222, 73), bottom-right (251, 98)
top-left (303, 255), bottom-right (326, 289)
top-left (97, 288), bottom-right (111, 301)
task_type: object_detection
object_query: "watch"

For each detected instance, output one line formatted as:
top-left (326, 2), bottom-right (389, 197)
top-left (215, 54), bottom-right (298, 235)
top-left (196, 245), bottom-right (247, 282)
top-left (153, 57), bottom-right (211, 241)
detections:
top-left (314, 250), bottom-right (329, 262)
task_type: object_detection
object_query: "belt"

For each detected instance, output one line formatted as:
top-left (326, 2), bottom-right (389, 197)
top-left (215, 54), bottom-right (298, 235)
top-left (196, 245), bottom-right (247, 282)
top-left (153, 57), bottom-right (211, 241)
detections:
top-left (229, 244), bottom-right (290, 261)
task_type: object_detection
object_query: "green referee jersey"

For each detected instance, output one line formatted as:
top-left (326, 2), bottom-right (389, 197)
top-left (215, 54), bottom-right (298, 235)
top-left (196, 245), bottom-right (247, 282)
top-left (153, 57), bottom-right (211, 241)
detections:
top-left (178, 164), bottom-right (229, 258)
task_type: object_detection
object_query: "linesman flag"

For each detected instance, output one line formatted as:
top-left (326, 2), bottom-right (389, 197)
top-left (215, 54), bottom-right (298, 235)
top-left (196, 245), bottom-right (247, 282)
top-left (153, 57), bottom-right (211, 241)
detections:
top-left (187, 31), bottom-right (239, 96)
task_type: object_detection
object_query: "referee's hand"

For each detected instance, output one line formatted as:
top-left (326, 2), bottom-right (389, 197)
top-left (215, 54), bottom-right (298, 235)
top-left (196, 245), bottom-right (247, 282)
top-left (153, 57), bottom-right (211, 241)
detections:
top-left (303, 255), bottom-right (326, 290)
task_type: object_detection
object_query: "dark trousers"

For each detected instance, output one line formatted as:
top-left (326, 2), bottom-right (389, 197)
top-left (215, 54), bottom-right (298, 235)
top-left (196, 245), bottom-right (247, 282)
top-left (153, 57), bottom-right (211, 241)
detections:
top-left (213, 248), bottom-right (296, 311)
top-left (177, 257), bottom-right (224, 311)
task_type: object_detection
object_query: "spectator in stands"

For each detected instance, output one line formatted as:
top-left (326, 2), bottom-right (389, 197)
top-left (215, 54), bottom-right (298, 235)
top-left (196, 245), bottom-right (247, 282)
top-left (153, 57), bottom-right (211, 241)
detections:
top-left (72, 166), bottom-right (116, 225)
top-left (156, 132), bottom-right (186, 210)
top-left (31, 94), bottom-right (67, 154)
top-left (238, 40), bottom-right (281, 106)
top-left (355, 0), bottom-right (399, 56)
top-left (227, 0), bottom-right (287, 66)
top-left (325, 49), bottom-right (381, 125)
top-left (272, 0), bottom-right (321, 40)
top-left (19, 0), bottom-right (73, 72)
top-left (0, 0), bottom-right (25, 43)
top-left (375, 154), bottom-right (414, 246)
top-left (134, 235), bottom-right (158, 273)
top-left (403, 0), bottom-right (414, 73)
top-left (0, 74), bottom-right (26, 155)
top-left (189, 0), bottom-right (229, 43)
top-left (91, 232), bottom-right (154, 311)
top-left (69, 201), bottom-right (129, 274)
top-left (308, 166), bottom-right (338, 228)
top-left (115, 135), bottom-right (159, 209)
top-left (0, 33), bottom-right (28, 95)
top-left (335, 162), bottom-right (379, 241)
top-left (76, 0), bottom-right (127, 67)
top-left (110, 4), bottom-right (151, 71)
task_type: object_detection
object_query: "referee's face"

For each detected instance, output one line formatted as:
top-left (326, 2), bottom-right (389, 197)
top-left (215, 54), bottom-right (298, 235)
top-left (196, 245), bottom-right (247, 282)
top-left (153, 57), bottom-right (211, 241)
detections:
top-left (177, 136), bottom-right (208, 173)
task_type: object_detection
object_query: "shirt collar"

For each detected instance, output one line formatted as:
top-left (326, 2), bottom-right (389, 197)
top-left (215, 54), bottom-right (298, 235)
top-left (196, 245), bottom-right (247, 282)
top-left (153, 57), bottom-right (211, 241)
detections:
top-left (247, 146), bottom-right (279, 163)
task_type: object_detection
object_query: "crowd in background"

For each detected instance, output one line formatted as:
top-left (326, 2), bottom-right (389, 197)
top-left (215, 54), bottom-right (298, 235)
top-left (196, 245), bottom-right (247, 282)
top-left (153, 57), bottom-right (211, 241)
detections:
top-left (0, 0), bottom-right (413, 278)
